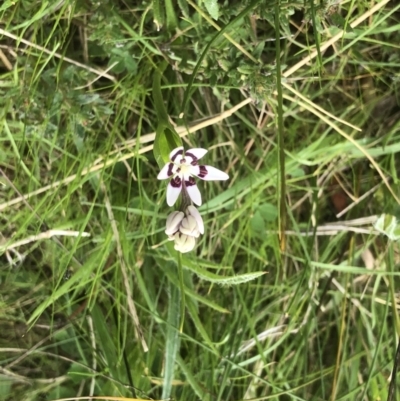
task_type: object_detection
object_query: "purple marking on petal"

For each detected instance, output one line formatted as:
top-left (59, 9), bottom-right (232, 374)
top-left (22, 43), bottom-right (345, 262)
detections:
top-left (195, 165), bottom-right (229, 181)
top-left (167, 163), bottom-right (175, 177)
top-left (185, 152), bottom-right (198, 165)
top-left (157, 163), bottom-right (172, 180)
top-left (171, 176), bottom-right (182, 188)
top-left (167, 179), bottom-right (182, 206)
top-left (185, 176), bottom-right (196, 187)
top-left (198, 165), bottom-right (207, 178)
top-left (186, 148), bottom-right (208, 161)
top-left (171, 148), bottom-right (184, 162)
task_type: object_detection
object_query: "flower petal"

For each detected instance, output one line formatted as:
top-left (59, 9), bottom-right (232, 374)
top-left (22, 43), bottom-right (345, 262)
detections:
top-left (174, 233), bottom-right (196, 253)
top-left (185, 181), bottom-right (202, 206)
top-left (185, 148), bottom-right (208, 164)
top-left (186, 205), bottom-right (204, 234)
top-left (166, 177), bottom-right (182, 206)
top-left (170, 147), bottom-right (184, 162)
top-left (157, 162), bottom-right (174, 180)
top-left (191, 165), bottom-right (229, 181)
top-left (180, 216), bottom-right (200, 237)
top-left (165, 211), bottom-right (185, 235)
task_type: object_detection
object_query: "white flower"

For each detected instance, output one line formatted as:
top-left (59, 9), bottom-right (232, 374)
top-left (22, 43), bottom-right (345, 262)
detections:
top-left (157, 146), bottom-right (229, 207)
top-left (165, 206), bottom-right (205, 253)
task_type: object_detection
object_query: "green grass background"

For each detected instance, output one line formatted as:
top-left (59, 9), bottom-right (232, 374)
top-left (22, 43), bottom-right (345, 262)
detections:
top-left (1, 0), bottom-right (400, 400)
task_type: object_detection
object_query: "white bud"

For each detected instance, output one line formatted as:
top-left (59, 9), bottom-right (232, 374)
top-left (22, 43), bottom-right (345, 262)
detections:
top-left (174, 233), bottom-right (196, 253)
top-left (186, 205), bottom-right (204, 234)
top-left (165, 211), bottom-right (185, 235)
top-left (179, 215), bottom-right (201, 237)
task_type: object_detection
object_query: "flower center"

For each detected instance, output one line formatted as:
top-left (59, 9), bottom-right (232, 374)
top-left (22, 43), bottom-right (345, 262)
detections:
top-left (179, 163), bottom-right (191, 175)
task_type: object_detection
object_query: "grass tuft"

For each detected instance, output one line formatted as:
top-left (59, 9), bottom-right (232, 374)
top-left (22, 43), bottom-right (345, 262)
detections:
top-left (1, 1), bottom-right (400, 401)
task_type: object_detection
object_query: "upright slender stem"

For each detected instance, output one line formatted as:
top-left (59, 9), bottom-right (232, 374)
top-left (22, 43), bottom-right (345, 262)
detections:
top-left (274, 2), bottom-right (286, 252)
top-left (177, 252), bottom-right (185, 332)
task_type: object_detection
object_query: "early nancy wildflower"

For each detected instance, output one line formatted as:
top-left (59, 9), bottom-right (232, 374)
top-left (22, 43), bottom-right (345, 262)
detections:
top-left (159, 146), bottom-right (228, 253)
top-left (157, 146), bottom-right (229, 207)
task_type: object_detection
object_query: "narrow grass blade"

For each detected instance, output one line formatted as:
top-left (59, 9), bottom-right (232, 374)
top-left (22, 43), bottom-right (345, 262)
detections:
top-left (162, 280), bottom-right (181, 400)
top-left (274, 1), bottom-right (286, 252)
top-left (153, 63), bottom-right (182, 167)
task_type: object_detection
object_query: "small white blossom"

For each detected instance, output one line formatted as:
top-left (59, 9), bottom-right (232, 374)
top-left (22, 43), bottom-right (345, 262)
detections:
top-left (157, 147), bottom-right (229, 207)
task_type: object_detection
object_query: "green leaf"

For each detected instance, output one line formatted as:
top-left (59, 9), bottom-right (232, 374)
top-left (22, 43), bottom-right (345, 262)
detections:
top-left (250, 210), bottom-right (265, 235)
top-left (258, 203), bottom-right (278, 222)
top-left (330, 12), bottom-right (354, 32)
top-left (91, 305), bottom-right (125, 382)
top-left (153, 125), bottom-right (182, 168)
top-left (162, 261), bottom-right (230, 313)
top-left (153, 64), bottom-right (183, 168)
top-left (177, 0), bottom-right (190, 18)
top-left (253, 41), bottom-right (265, 60)
top-left (165, 0), bottom-right (178, 30)
top-left (373, 214), bottom-right (400, 241)
top-left (162, 281), bottom-right (181, 400)
top-left (165, 244), bottom-right (266, 284)
top-left (203, 0), bottom-right (219, 19)
top-left (0, 0), bottom-right (17, 11)
top-left (0, 376), bottom-right (12, 398)
top-left (191, 269), bottom-right (266, 285)
top-left (182, 258), bottom-right (266, 284)
top-left (153, 0), bottom-right (164, 30)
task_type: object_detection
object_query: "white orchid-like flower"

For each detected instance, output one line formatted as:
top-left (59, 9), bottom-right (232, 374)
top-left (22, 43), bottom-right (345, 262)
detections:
top-left (157, 146), bottom-right (229, 207)
top-left (165, 206), bottom-right (205, 253)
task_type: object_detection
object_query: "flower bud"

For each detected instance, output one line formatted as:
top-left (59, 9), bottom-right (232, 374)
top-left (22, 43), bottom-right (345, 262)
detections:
top-left (180, 215), bottom-right (201, 237)
top-left (186, 205), bottom-right (204, 234)
top-left (165, 211), bottom-right (185, 236)
top-left (174, 232), bottom-right (196, 253)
